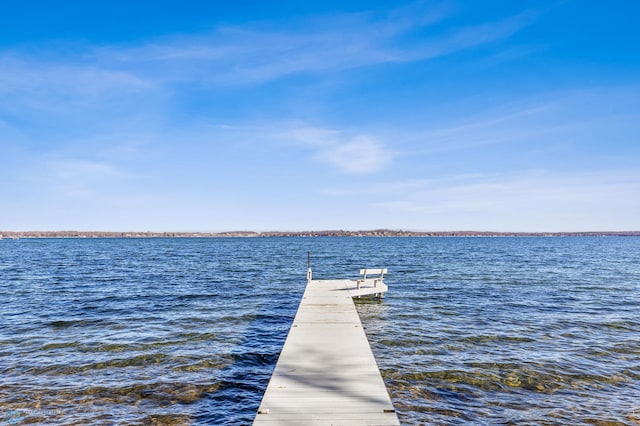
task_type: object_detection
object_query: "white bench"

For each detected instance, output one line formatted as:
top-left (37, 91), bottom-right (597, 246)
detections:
top-left (357, 268), bottom-right (387, 289)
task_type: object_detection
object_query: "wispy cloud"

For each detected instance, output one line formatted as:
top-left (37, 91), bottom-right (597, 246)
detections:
top-left (399, 11), bottom-right (537, 63)
top-left (0, 53), bottom-right (161, 136)
top-left (322, 135), bottom-right (391, 173)
top-left (282, 126), bottom-right (393, 173)
top-left (100, 7), bottom-right (534, 86)
top-left (0, 1), bottom-right (535, 97)
top-left (91, 4), bottom-right (450, 84)
top-left (0, 1), bottom-right (539, 153)
top-left (0, 54), bottom-right (153, 107)
top-left (392, 86), bottom-right (640, 158)
top-left (366, 170), bottom-right (640, 231)
top-left (44, 158), bottom-right (127, 197)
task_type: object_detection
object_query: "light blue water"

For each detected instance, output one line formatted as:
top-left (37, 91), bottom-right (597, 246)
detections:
top-left (1, 237), bottom-right (639, 425)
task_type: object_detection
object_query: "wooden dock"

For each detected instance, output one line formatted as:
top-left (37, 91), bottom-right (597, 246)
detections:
top-left (254, 273), bottom-right (399, 425)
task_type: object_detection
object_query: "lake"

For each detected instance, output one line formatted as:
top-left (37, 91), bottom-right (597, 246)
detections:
top-left (1, 237), bottom-right (639, 424)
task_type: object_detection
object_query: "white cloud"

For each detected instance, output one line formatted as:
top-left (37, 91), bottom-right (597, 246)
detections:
top-left (321, 135), bottom-right (391, 173)
top-left (282, 126), bottom-right (393, 173)
top-left (368, 170), bottom-right (640, 231)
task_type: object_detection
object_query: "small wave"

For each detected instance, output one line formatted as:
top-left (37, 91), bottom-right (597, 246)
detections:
top-left (229, 351), bottom-right (279, 368)
top-left (47, 319), bottom-right (115, 328)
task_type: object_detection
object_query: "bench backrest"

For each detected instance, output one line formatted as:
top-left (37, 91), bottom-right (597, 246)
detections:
top-left (359, 268), bottom-right (387, 276)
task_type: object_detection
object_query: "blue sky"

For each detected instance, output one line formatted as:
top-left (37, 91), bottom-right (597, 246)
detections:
top-left (1, 0), bottom-right (639, 232)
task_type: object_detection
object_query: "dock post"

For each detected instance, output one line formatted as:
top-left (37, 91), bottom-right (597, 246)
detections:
top-left (306, 251), bottom-right (312, 282)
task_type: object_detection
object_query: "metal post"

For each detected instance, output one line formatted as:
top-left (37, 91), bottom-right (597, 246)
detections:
top-left (307, 251), bottom-right (312, 282)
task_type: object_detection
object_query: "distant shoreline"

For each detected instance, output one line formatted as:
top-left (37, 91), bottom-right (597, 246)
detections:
top-left (1, 230), bottom-right (639, 238)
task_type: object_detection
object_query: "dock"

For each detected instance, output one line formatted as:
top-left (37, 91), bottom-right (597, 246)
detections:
top-left (254, 270), bottom-right (400, 425)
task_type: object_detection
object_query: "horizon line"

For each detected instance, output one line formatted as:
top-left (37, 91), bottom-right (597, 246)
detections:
top-left (2, 229), bottom-right (639, 237)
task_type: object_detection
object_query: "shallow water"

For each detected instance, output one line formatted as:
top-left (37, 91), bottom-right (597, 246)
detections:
top-left (1, 237), bottom-right (639, 425)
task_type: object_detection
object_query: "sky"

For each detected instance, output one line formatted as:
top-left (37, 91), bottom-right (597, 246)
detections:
top-left (1, 0), bottom-right (639, 232)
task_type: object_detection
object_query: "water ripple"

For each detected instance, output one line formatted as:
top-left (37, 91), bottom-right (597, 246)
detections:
top-left (1, 237), bottom-right (639, 424)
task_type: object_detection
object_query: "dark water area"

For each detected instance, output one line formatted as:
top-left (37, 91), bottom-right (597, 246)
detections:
top-left (1, 237), bottom-right (639, 425)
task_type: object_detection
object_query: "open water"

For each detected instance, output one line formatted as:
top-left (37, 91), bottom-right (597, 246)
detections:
top-left (1, 237), bottom-right (639, 425)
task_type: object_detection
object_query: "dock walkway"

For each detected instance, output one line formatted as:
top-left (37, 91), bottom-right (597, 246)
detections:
top-left (254, 276), bottom-right (399, 425)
